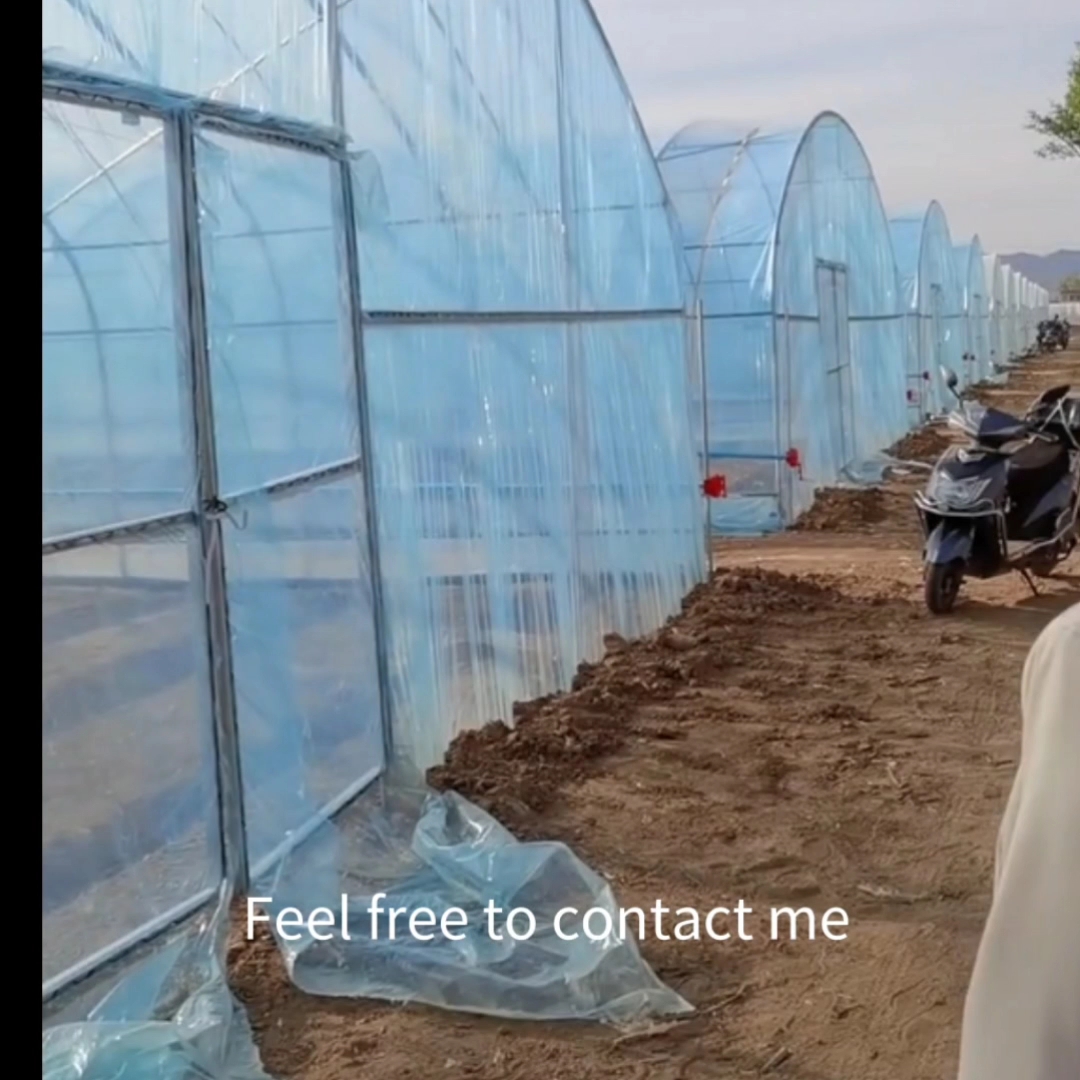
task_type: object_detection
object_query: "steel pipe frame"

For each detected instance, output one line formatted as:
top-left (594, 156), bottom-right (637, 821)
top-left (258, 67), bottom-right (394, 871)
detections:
top-left (43, 308), bottom-right (684, 337)
top-left (328, 0), bottom-right (396, 768)
top-left (42, 61), bottom-right (346, 158)
top-left (40, 458), bottom-right (364, 555)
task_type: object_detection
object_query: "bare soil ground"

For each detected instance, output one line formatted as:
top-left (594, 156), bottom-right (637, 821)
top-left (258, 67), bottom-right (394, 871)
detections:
top-left (229, 347), bottom-right (1079, 1080)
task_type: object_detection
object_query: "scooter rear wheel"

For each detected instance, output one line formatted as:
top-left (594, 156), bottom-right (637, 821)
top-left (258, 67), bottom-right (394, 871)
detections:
top-left (925, 561), bottom-right (963, 614)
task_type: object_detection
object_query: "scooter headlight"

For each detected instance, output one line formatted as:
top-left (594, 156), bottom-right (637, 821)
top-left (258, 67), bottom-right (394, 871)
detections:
top-left (925, 473), bottom-right (993, 509)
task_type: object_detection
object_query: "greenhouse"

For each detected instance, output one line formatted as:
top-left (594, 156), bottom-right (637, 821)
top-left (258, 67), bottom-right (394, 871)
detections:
top-left (42, 0), bottom-right (707, 1064)
top-left (983, 253), bottom-right (1007, 375)
top-left (655, 112), bottom-right (908, 534)
top-left (953, 236), bottom-right (991, 384)
top-left (1008, 268), bottom-right (1024, 359)
top-left (888, 202), bottom-right (965, 421)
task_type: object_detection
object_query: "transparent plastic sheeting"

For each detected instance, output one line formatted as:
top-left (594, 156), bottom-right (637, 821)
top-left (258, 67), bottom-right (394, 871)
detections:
top-left (42, 776), bottom-right (686, 1080)
top-left (953, 238), bottom-right (992, 385)
top-left (257, 767), bottom-right (690, 1022)
top-left (42, 0), bottom-right (703, 1046)
top-left (889, 202), bottom-right (965, 421)
top-left (42, 888), bottom-right (272, 1080)
top-left (43, 0), bottom-right (686, 315)
top-left (657, 113), bottom-right (907, 532)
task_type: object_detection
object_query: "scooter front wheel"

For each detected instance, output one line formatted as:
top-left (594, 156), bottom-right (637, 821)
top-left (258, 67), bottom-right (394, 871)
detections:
top-left (925, 560), bottom-right (963, 614)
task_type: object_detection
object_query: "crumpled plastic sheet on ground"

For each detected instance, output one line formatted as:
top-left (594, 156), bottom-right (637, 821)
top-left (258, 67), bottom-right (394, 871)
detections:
top-left (42, 886), bottom-right (271, 1080)
top-left (253, 765), bottom-right (692, 1023)
top-left (41, 771), bottom-right (691, 1080)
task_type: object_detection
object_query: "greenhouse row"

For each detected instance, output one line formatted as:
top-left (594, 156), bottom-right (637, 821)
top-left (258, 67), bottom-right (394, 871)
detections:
top-left (40, 0), bottom-right (1063, 1069)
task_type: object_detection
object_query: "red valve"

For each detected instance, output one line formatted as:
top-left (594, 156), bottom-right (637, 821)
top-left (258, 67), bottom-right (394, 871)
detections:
top-left (785, 447), bottom-right (804, 480)
top-left (702, 474), bottom-right (727, 498)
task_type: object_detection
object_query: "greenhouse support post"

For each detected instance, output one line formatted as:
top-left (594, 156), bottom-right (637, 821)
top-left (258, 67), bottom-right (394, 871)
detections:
top-left (328, 0), bottom-right (396, 766)
top-left (696, 299), bottom-right (712, 572)
top-left (165, 111), bottom-right (249, 893)
top-left (554, 0), bottom-right (590, 659)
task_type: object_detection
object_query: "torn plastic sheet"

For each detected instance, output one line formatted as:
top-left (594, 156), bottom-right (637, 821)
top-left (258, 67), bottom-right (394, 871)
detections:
top-left (42, 885), bottom-right (271, 1080)
top-left (253, 765), bottom-right (693, 1023)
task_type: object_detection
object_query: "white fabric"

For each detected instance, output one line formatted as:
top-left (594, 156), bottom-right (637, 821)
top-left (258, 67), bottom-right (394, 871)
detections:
top-left (957, 599), bottom-right (1080, 1079)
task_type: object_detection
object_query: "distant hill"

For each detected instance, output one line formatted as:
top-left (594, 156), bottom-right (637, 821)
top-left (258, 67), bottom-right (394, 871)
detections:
top-left (998, 250), bottom-right (1080, 295)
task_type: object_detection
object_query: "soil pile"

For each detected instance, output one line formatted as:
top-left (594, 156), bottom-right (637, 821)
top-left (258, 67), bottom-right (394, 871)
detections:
top-left (791, 487), bottom-right (889, 532)
top-left (888, 424), bottom-right (953, 463)
top-left (428, 567), bottom-right (839, 831)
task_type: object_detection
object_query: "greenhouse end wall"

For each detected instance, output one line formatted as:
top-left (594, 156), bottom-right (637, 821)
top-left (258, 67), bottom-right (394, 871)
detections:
top-left (954, 238), bottom-right (991, 384)
top-left (657, 112), bottom-right (907, 534)
top-left (889, 202), bottom-right (965, 421)
top-left (41, 0), bottom-right (705, 1002)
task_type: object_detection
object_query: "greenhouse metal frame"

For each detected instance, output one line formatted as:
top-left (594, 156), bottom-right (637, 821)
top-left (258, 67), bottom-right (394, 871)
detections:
top-left (42, 0), bottom-right (706, 1006)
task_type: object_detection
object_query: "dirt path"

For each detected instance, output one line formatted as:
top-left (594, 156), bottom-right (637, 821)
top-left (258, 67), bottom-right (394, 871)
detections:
top-left (230, 347), bottom-right (1079, 1080)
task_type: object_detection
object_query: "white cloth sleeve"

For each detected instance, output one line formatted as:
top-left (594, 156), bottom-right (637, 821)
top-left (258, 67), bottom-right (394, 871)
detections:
top-left (956, 599), bottom-right (1080, 1080)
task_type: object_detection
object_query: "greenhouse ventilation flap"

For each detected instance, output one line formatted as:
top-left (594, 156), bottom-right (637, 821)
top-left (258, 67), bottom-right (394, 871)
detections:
top-left (42, 0), bottom-right (705, 1071)
top-left (656, 112), bottom-right (907, 533)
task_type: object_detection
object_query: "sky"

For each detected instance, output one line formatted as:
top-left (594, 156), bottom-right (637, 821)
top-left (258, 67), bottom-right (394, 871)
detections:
top-left (591, 0), bottom-right (1079, 255)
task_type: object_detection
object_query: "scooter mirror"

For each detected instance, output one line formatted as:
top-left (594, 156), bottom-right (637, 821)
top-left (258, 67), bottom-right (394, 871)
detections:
top-left (941, 367), bottom-right (959, 391)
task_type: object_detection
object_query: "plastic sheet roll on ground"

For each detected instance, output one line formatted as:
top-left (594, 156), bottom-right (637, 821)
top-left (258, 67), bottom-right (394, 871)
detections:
top-left (42, 888), bottom-right (272, 1080)
top-left (255, 769), bottom-right (691, 1022)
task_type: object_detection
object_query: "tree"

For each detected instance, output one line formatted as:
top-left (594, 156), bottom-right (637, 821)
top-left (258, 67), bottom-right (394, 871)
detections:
top-left (1028, 43), bottom-right (1080, 158)
top-left (1060, 275), bottom-right (1080, 297)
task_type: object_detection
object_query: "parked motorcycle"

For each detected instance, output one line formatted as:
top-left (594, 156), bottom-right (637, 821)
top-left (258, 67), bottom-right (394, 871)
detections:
top-left (915, 370), bottom-right (1080, 614)
top-left (1037, 317), bottom-right (1071, 353)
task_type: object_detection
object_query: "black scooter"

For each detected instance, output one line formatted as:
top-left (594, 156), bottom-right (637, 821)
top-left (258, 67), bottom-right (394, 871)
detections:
top-left (1037, 318), bottom-right (1070, 353)
top-left (914, 370), bottom-right (1079, 614)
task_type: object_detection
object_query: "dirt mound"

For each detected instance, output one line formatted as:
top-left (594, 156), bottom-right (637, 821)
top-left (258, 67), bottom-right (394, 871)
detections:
top-left (427, 567), bottom-right (839, 828)
top-left (791, 487), bottom-right (889, 532)
top-left (888, 423), bottom-right (953, 463)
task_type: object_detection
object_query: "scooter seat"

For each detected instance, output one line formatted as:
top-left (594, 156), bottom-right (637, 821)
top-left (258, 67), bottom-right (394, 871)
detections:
top-left (1008, 439), bottom-right (1067, 474)
top-left (1006, 440), bottom-right (1070, 510)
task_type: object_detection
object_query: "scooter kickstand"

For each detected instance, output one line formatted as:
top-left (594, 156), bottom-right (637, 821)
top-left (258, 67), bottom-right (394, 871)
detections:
top-left (1019, 568), bottom-right (1040, 597)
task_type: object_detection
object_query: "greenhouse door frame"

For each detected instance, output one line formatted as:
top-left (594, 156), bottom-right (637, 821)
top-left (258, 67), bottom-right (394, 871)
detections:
top-left (41, 59), bottom-right (394, 1001)
top-left (815, 259), bottom-right (856, 474)
top-left (930, 283), bottom-right (945, 411)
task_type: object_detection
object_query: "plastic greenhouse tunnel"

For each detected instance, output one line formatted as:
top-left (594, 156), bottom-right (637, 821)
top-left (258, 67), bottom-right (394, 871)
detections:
top-left (42, 1), bottom-right (709, 1076)
top-left (656, 112), bottom-right (909, 535)
top-left (888, 201), bottom-right (966, 423)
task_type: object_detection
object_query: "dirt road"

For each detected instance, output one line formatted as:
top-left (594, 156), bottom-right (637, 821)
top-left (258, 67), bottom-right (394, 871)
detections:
top-left (230, 347), bottom-right (1079, 1080)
